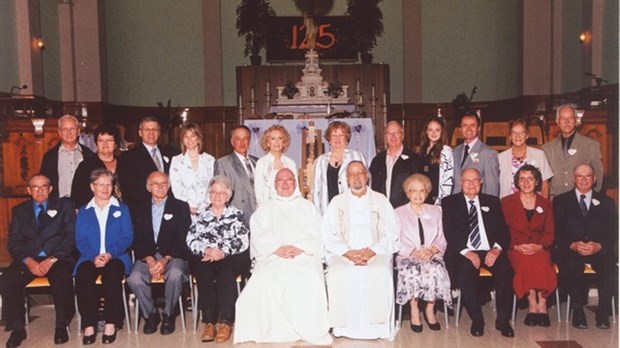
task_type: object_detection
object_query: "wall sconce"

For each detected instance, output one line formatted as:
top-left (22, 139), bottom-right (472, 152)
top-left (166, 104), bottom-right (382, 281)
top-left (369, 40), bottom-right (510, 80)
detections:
top-left (34, 37), bottom-right (45, 50)
top-left (579, 32), bottom-right (590, 44)
top-left (31, 118), bottom-right (46, 139)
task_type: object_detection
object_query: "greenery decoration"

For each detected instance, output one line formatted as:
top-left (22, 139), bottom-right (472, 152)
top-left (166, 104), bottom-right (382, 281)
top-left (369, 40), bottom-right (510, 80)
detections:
top-left (282, 81), bottom-right (300, 99)
top-left (346, 0), bottom-right (384, 63)
top-left (236, 0), bottom-right (276, 65)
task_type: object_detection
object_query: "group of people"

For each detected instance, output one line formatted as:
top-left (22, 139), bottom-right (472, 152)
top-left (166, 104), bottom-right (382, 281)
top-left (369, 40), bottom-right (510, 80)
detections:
top-left (1, 103), bottom-right (617, 348)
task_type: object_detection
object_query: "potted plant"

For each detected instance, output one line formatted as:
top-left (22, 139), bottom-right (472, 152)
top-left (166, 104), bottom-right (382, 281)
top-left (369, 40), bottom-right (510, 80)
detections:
top-left (326, 81), bottom-right (344, 98)
top-left (236, 0), bottom-right (276, 65)
top-left (346, 0), bottom-right (384, 63)
top-left (282, 81), bottom-right (300, 99)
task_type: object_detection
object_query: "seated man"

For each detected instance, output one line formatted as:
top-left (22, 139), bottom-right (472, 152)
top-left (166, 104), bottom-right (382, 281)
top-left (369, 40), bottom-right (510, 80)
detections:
top-left (127, 171), bottom-right (191, 335)
top-left (0, 174), bottom-right (76, 347)
top-left (442, 168), bottom-right (514, 338)
top-left (554, 164), bottom-right (618, 329)
top-left (322, 161), bottom-right (399, 340)
top-left (234, 169), bottom-right (331, 345)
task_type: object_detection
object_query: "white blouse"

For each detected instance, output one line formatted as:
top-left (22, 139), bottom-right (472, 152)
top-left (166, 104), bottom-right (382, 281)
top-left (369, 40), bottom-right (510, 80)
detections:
top-left (254, 152), bottom-right (298, 206)
top-left (169, 152), bottom-right (217, 210)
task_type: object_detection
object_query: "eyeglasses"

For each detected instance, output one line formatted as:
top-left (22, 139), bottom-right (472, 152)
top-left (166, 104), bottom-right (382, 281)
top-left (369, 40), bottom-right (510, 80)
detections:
top-left (30, 185), bottom-right (50, 191)
top-left (575, 175), bottom-right (593, 180)
top-left (149, 182), bottom-right (169, 188)
top-left (59, 127), bottom-right (78, 133)
top-left (93, 183), bottom-right (112, 188)
top-left (140, 128), bottom-right (160, 133)
top-left (518, 177), bottom-right (536, 182)
top-left (462, 179), bottom-right (481, 184)
top-left (209, 190), bottom-right (228, 197)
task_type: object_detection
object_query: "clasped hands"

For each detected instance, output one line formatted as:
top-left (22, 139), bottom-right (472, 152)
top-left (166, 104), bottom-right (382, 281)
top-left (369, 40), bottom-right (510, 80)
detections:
top-left (343, 248), bottom-right (376, 266)
top-left (514, 243), bottom-right (543, 255)
top-left (24, 256), bottom-right (56, 277)
top-left (274, 245), bottom-right (303, 259)
top-left (145, 255), bottom-right (170, 280)
top-left (410, 246), bottom-right (439, 261)
top-left (570, 241), bottom-right (602, 256)
top-left (202, 247), bottom-right (225, 262)
top-left (93, 253), bottom-right (112, 268)
top-left (465, 247), bottom-right (501, 269)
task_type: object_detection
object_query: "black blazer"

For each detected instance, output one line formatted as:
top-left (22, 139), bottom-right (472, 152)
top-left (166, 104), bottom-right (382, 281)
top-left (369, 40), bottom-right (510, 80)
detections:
top-left (553, 189), bottom-right (618, 260)
top-left (442, 192), bottom-right (509, 280)
top-left (118, 143), bottom-right (172, 213)
top-left (40, 142), bottom-right (95, 200)
top-left (132, 196), bottom-right (191, 260)
top-left (70, 155), bottom-right (122, 209)
top-left (8, 198), bottom-right (76, 263)
top-left (369, 147), bottom-right (422, 208)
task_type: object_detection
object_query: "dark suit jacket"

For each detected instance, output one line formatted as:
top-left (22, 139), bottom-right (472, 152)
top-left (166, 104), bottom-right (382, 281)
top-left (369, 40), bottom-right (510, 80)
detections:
top-left (553, 189), bottom-right (617, 261)
top-left (369, 147), bottom-right (422, 208)
top-left (40, 142), bottom-right (95, 200)
top-left (8, 198), bottom-right (76, 263)
top-left (132, 196), bottom-right (191, 260)
top-left (118, 143), bottom-right (172, 214)
top-left (70, 155), bottom-right (122, 209)
top-left (215, 152), bottom-right (257, 227)
top-left (442, 192), bottom-right (509, 282)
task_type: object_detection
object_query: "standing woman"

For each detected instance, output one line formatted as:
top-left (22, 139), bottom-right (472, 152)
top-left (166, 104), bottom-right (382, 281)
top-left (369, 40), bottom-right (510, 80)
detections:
top-left (395, 174), bottom-right (451, 332)
top-left (74, 169), bottom-right (133, 344)
top-left (254, 125), bottom-right (297, 205)
top-left (498, 119), bottom-right (553, 198)
top-left (187, 176), bottom-right (250, 343)
top-left (169, 122), bottom-right (217, 214)
top-left (416, 117), bottom-right (454, 205)
top-left (71, 125), bottom-right (123, 208)
top-left (312, 121), bottom-right (366, 214)
top-left (501, 165), bottom-right (556, 327)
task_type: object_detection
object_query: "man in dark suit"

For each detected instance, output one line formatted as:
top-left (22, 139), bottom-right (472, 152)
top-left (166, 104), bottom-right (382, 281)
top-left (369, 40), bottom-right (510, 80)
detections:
top-left (215, 125), bottom-right (257, 228)
top-left (118, 116), bottom-right (173, 217)
top-left (553, 163), bottom-right (617, 329)
top-left (452, 112), bottom-right (500, 196)
top-left (442, 168), bottom-right (514, 338)
top-left (0, 174), bottom-right (76, 347)
top-left (369, 121), bottom-right (422, 208)
top-left (40, 114), bottom-right (95, 200)
top-left (126, 171), bottom-right (191, 335)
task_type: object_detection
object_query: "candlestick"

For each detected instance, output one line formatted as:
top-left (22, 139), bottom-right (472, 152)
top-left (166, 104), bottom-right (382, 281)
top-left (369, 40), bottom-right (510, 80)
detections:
top-left (383, 93), bottom-right (387, 106)
top-left (238, 95), bottom-right (243, 107)
top-left (371, 85), bottom-right (376, 99)
top-left (251, 87), bottom-right (255, 100)
top-left (356, 80), bottom-right (360, 93)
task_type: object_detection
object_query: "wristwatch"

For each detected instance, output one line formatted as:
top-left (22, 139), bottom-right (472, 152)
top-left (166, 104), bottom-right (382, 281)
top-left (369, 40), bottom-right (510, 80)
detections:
top-left (50, 256), bottom-right (58, 263)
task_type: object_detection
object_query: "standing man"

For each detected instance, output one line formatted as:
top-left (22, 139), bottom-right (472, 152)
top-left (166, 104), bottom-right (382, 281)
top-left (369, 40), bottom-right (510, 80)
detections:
top-left (452, 112), bottom-right (500, 196)
top-left (0, 174), bottom-right (76, 347)
top-left (442, 169), bottom-right (514, 338)
top-left (542, 104), bottom-right (604, 199)
top-left (215, 125), bottom-right (257, 228)
top-left (322, 161), bottom-right (399, 340)
top-left (127, 171), bottom-right (191, 335)
top-left (369, 120), bottom-right (422, 208)
top-left (118, 116), bottom-right (172, 216)
top-left (553, 164), bottom-right (617, 329)
top-left (40, 114), bottom-right (95, 200)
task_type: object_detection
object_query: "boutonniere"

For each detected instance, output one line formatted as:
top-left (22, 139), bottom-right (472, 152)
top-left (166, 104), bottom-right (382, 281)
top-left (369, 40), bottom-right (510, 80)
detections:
top-left (470, 152), bottom-right (479, 160)
top-left (164, 213), bottom-right (173, 221)
top-left (163, 156), bottom-right (170, 163)
top-left (400, 154), bottom-right (409, 160)
top-left (567, 148), bottom-right (577, 156)
top-left (592, 198), bottom-right (600, 206)
top-left (113, 211), bottom-right (121, 218)
top-left (481, 206), bottom-right (490, 212)
top-left (47, 210), bottom-right (57, 218)
top-left (535, 206), bottom-right (544, 213)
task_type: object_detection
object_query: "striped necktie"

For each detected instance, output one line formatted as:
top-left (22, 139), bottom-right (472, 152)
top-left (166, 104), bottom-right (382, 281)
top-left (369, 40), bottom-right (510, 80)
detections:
top-left (151, 148), bottom-right (163, 172)
top-left (468, 200), bottom-right (481, 249)
top-left (579, 194), bottom-right (588, 216)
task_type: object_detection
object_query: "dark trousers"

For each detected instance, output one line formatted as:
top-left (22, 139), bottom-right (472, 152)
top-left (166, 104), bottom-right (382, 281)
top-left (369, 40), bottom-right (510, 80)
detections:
top-left (75, 259), bottom-right (125, 330)
top-left (456, 250), bottom-right (513, 324)
top-left (0, 259), bottom-right (74, 331)
top-left (558, 252), bottom-right (616, 317)
top-left (190, 251), bottom-right (248, 324)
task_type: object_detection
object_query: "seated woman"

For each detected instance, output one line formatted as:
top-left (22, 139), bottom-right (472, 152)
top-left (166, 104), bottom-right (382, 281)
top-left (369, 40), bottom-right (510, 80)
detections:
top-left (234, 168), bottom-right (331, 345)
top-left (74, 169), bottom-right (133, 345)
top-left (186, 176), bottom-right (249, 343)
top-left (501, 164), bottom-right (556, 327)
top-left (254, 125), bottom-right (297, 206)
top-left (395, 174), bottom-right (451, 333)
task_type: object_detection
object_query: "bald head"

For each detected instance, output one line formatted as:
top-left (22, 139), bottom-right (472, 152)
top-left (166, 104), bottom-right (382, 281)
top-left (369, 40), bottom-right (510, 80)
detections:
top-left (146, 171), bottom-right (170, 202)
top-left (275, 168), bottom-right (296, 197)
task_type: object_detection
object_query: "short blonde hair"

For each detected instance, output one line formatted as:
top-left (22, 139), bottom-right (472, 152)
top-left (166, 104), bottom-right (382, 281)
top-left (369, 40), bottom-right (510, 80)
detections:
top-left (260, 125), bottom-right (290, 152)
top-left (402, 174), bottom-right (432, 195)
top-left (325, 121), bottom-right (351, 143)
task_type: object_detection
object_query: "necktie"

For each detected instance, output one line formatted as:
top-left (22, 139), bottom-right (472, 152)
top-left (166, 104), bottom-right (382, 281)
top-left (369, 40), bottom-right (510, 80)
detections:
top-left (468, 200), bottom-right (481, 249)
top-left (417, 218), bottom-right (425, 246)
top-left (36, 204), bottom-right (45, 228)
top-left (245, 157), bottom-right (254, 185)
top-left (151, 148), bottom-right (163, 172)
top-left (461, 144), bottom-right (470, 168)
top-left (579, 194), bottom-right (588, 216)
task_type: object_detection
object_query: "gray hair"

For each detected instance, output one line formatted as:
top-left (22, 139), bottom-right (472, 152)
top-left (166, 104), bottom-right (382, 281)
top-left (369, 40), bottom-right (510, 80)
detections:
top-left (90, 168), bottom-right (115, 184)
top-left (208, 175), bottom-right (233, 201)
top-left (555, 103), bottom-right (577, 123)
top-left (57, 114), bottom-right (79, 129)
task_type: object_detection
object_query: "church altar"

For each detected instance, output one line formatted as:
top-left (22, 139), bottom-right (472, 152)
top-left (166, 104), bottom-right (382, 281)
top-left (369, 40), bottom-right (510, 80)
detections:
top-left (244, 118), bottom-right (377, 168)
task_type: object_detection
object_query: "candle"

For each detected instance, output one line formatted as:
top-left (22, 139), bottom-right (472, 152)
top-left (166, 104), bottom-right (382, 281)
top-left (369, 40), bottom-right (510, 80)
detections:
top-left (266, 81), bottom-right (270, 94)
top-left (356, 80), bottom-right (360, 93)
top-left (251, 87), bottom-right (255, 100)
top-left (238, 95), bottom-right (243, 107)
top-left (371, 85), bottom-right (376, 99)
top-left (383, 93), bottom-right (387, 106)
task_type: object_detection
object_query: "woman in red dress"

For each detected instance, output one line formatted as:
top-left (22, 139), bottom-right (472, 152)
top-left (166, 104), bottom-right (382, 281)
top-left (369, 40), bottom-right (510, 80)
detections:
top-left (501, 164), bottom-right (556, 327)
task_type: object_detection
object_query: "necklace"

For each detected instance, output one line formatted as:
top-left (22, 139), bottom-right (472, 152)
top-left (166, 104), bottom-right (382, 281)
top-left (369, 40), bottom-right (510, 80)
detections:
top-left (100, 157), bottom-right (116, 164)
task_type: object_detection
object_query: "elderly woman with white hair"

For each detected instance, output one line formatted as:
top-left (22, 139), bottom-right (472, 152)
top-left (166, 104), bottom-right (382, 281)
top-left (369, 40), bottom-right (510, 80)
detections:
top-left (186, 175), bottom-right (249, 343)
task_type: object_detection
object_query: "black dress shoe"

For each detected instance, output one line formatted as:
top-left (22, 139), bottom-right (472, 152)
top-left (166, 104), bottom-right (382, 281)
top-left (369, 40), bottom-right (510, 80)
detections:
top-left (102, 329), bottom-right (117, 344)
top-left (595, 314), bottom-right (610, 329)
top-left (160, 314), bottom-right (176, 335)
top-left (572, 309), bottom-right (588, 329)
top-left (82, 333), bottom-right (96, 345)
top-left (5, 330), bottom-right (27, 348)
top-left (410, 322), bottom-right (423, 333)
top-left (537, 313), bottom-right (551, 327)
top-left (524, 312), bottom-right (538, 326)
top-left (424, 314), bottom-right (441, 331)
top-left (143, 312), bottom-right (161, 335)
top-left (54, 327), bottom-right (69, 344)
top-left (470, 321), bottom-right (484, 337)
top-left (495, 322), bottom-right (515, 338)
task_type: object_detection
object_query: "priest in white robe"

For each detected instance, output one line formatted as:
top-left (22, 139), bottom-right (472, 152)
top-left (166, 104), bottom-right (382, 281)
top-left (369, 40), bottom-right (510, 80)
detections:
top-left (234, 168), bottom-right (332, 345)
top-left (323, 160), bottom-right (400, 340)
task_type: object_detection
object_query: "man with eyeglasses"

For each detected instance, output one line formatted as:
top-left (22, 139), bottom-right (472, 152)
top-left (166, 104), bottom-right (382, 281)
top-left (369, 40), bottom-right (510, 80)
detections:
top-left (553, 164), bottom-right (617, 330)
top-left (126, 171), bottom-right (191, 335)
top-left (40, 114), bottom-right (95, 200)
top-left (442, 168), bottom-right (514, 338)
top-left (0, 174), bottom-right (76, 347)
top-left (542, 104), bottom-right (604, 200)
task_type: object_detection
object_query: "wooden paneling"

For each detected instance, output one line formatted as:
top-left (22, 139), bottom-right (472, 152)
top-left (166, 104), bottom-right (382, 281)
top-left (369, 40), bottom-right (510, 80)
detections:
top-left (0, 196), bottom-right (28, 266)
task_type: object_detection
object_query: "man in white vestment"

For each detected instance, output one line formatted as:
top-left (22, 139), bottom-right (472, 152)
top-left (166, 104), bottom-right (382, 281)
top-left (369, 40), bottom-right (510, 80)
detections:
top-left (323, 160), bottom-right (400, 340)
top-left (234, 168), bottom-right (332, 345)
